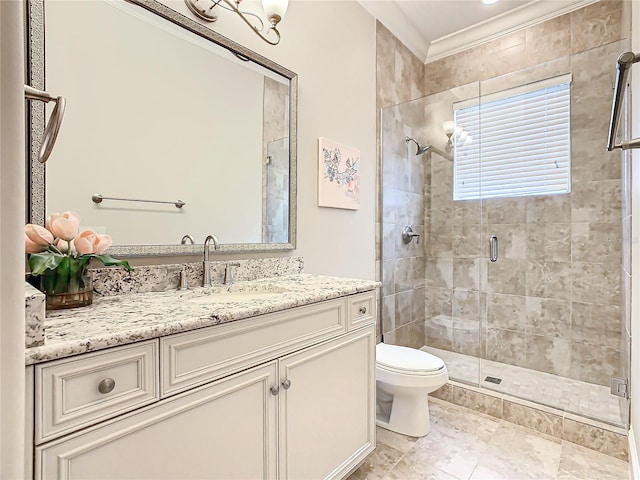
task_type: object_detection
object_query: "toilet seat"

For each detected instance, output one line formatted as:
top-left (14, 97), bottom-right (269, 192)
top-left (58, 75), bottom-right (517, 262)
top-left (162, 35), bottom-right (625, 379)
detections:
top-left (376, 343), bottom-right (445, 375)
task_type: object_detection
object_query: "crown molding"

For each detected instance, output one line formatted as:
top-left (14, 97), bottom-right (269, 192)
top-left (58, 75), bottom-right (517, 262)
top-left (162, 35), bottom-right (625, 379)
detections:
top-left (357, 0), bottom-right (429, 62)
top-left (425, 0), bottom-right (598, 63)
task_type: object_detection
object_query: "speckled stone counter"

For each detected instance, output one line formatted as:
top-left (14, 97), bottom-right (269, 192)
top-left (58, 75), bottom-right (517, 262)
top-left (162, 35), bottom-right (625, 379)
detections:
top-left (25, 274), bottom-right (379, 365)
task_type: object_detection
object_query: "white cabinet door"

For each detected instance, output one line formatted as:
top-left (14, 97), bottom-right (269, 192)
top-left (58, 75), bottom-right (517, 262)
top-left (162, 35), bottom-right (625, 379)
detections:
top-left (278, 327), bottom-right (376, 480)
top-left (36, 362), bottom-right (278, 480)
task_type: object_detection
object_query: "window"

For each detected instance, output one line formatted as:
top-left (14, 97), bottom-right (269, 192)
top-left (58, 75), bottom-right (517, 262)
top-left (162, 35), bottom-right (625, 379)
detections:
top-left (453, 74), bottom-right (571, 201)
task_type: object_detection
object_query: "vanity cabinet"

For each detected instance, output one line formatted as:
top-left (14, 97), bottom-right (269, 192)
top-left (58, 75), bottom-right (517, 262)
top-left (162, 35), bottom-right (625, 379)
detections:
top-left (31, 292), bottom-right (376, 480)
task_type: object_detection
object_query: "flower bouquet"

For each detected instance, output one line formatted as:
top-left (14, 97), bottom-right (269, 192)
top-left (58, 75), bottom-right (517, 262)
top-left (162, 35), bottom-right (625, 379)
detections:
top-left (25, 212), bottom-right (133, 310)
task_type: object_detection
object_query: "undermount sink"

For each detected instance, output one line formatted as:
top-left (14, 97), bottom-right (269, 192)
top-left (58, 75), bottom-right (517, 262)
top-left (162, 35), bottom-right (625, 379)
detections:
top-left (184, 285), bottom-right (289, 305)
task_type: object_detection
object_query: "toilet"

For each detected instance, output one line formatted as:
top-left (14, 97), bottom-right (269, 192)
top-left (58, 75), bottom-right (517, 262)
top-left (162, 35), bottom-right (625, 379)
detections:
top-left (375, 343), bottom-right (448, 437)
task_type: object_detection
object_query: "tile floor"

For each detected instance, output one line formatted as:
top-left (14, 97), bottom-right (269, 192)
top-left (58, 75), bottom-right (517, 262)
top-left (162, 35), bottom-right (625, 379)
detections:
top-left (422, 346), bottom-right (624, 427)
top-left (348, 399), bottom-right (629, 480)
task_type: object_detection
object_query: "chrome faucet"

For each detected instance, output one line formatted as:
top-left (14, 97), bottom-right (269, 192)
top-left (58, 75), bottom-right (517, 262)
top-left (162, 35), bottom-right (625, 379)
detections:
top-left (202, 235), bottom-right (219, 287)
top-left (181, 234), bottom-right (195, 244)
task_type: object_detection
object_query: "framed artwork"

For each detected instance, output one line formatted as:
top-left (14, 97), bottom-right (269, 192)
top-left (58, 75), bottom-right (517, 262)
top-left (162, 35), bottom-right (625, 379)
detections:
top-left (318, 137), bottom-right (360, 210)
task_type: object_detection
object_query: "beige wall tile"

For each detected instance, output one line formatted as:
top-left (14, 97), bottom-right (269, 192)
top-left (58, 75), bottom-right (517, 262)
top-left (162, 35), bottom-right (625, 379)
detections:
top-left (562, 418), bottom-right (628, 461)
top-left (571, 222), bottom-right (622, 264)
top-left (426, 287), bottom-right (453, 317)
top-left (570, 0), bottom-right (625, 55)
top-left (525, 297), bottom-right (571, 338)
top-left (571, 262), bottom-right (621, 305)
top-left (487, 294), bottom-right (526, 331)
top-left (425, 316), bottom-right (453, 350)
top-left (486, 259), bottom-right (527, 296)
top-left (453, 259), bottom-right (481, 291)
top-left (526, 223), bottom-right (571, 262)
top-left (526, 261), bottom-right (572, 300)
top-left (571, 180), bottom-right (622, 224)
top-left (502, 401), bottom-right (563, 438)
top-left (526, 194), bottom-right (572, 224)
top-left (452, 319), bottom-right (480, 356)
top-left (525, 335), bottom-right (572, 376)
top-left (453, 288), bottom-right (481, 321)
top-left (430, 383), bottom-right (452, 402)
top-left (451, 385), bottom-right (503, 419)
top-left (486, 328), bottom-right (526, 366)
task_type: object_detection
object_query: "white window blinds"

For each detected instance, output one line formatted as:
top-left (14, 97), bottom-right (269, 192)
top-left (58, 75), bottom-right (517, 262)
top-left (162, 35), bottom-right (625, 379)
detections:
top-left (453, 74), bottom-right (571, 201)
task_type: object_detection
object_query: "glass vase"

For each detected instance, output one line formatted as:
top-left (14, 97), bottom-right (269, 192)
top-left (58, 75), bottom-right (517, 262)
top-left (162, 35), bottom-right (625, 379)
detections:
top-left (40, 258), bottom-right (93, 310)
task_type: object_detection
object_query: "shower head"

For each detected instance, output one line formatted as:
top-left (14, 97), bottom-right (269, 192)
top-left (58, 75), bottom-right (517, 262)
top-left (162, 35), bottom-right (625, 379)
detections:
top-left (405, 136), bottom-right (431, 155)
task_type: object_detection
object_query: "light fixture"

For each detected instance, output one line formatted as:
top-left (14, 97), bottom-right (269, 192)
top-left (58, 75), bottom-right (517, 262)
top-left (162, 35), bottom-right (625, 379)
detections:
top-left (184, 0), bottom-right (289, 45)
top-left (25, 85), bottom-right (66, 164)
top-left (442, 121), bottom-right (455, 147)
top-left (442, 120), bottom-right (470, 148)
top-left (482, 0), bottom-right (499, 5)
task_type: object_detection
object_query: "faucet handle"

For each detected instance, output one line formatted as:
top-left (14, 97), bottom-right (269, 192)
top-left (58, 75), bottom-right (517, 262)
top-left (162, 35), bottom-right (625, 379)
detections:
top-left (167, 265), bottom-right (189, 290)
top-left (224, 262), bottom-right (241, 285)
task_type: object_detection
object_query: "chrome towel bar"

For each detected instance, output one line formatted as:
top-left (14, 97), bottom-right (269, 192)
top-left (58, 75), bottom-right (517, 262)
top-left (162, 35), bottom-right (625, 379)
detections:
top-left (608, 51), bottom-right (640, 151)
top-left (91, 194), bottom-right (185, 209)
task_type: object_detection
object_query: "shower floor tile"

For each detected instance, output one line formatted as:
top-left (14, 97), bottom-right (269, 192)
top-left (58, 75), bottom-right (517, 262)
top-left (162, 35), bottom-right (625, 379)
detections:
top-left (421, 346), bottom-right (624, 427)
top-left (347, 400), bottom-right (629, 480)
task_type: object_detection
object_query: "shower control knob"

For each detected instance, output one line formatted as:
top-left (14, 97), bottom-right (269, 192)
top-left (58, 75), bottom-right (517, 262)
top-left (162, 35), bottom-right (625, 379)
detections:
top-left (402, 225), bottom-right (421, 245)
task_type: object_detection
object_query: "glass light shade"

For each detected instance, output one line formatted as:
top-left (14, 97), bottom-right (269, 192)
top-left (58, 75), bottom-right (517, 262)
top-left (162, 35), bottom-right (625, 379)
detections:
top-left (442, 121), bottom-right (455, 134)
top-left (457, 131), bottom-right (468, 144)
top-left (262, 0), bottom-right (288, 23)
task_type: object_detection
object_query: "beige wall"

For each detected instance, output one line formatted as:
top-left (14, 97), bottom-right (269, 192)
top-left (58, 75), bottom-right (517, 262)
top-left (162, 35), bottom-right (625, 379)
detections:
top-left (118, 0), bottom-right (378, 280)
top-left (0, 1), bottom-right (26, 476)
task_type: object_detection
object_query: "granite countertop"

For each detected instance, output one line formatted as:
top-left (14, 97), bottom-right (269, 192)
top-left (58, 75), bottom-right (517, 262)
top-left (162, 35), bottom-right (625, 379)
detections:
top-left (25, 274), bottom-right (380, 365)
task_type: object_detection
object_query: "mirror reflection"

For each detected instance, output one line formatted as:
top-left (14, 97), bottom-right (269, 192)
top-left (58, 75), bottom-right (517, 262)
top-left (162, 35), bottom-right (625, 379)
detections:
top-left (27, 0), bottom-right (297, 254)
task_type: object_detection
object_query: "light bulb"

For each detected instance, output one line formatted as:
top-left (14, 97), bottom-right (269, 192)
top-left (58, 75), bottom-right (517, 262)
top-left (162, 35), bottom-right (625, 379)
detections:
top-left (442, 121), bottom-right (454, 135)
top-left (262, 0), bottom-right (288, 25)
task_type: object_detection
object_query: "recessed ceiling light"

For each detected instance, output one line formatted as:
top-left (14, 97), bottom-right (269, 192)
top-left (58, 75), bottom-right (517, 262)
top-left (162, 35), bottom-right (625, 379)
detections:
top-left (482, 0), bottom-right (499, 5)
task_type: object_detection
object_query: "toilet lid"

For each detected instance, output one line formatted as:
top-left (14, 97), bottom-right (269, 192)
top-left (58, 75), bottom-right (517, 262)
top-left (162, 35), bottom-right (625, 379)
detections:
top-left (376, 343), bottom-right (445, 373)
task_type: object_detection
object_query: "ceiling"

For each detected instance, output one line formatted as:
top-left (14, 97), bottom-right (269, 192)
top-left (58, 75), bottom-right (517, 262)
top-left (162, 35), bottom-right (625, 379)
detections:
top-left (357, 0), bottom-right (598, 63)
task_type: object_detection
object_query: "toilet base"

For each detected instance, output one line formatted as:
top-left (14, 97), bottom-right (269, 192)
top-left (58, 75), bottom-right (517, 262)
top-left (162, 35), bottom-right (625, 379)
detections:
top-left (375, 390), bottom-right (431, 437)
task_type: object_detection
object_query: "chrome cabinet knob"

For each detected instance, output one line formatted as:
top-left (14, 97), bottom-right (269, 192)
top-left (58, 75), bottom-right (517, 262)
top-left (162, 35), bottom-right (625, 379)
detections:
top-left (281, 379), bottom-right (292, 390)
top-left (270, 385), bottom-right (280, 396)
top-left (359, 306), bottom-right (367, 315)
top-left (97, 378), bottom-right (116, 394)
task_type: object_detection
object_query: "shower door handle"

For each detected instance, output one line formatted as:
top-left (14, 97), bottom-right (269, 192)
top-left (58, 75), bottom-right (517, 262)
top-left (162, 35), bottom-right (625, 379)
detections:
top-left (489, 235), bottom-right (498, 262)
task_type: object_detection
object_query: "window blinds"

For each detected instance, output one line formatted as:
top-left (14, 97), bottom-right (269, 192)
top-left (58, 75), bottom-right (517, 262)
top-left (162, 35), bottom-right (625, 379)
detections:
top-left (453, 74), bottom-right (571, 201)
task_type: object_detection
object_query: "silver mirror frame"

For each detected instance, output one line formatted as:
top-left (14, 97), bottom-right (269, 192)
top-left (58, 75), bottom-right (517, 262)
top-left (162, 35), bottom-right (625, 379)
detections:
top-left (25, 0), bottom-right (297, 256)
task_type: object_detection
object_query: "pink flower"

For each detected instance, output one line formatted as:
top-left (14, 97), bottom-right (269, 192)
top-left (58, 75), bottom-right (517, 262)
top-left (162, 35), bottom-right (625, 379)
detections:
top-left (46, 211), bottom-right (80, 241)
top-left (55, 238), bottom-right (70, 253)
top-left (25, 224), bottom-right (53, 247)
top-left (74, 230), bottom-right (112, 255)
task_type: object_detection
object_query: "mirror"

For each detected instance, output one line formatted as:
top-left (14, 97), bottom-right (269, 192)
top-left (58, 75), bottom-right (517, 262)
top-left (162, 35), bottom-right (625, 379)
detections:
top-left (26, 0), bottom-right (297, 256)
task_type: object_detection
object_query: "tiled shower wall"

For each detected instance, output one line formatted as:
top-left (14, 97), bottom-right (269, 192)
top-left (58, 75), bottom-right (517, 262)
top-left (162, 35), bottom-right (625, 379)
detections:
top-left (377, 1), bottom-right (631, 387)
top-left (376, 22), bottom-right (426, 346)
top-left (262, 77), bottom-right (290, 243)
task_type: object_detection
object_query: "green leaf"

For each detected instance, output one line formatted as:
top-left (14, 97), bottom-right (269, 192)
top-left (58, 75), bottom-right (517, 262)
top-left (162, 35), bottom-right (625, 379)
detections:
top-left (28, 253), bottom-right (66, 276)
top-left (92, 254), bottom-right (134, 272)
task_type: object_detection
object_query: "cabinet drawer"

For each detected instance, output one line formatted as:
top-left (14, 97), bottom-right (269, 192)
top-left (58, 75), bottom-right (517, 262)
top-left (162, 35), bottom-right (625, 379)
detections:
top-left (35, 340), bottom-right (159, 444)
top-left (347, 292), bottom-right (376, 329)
top-left (161, 298), bottom-right (347, 397)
